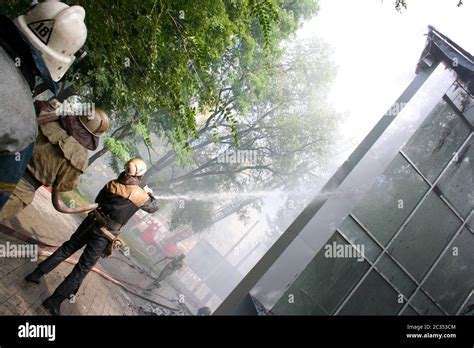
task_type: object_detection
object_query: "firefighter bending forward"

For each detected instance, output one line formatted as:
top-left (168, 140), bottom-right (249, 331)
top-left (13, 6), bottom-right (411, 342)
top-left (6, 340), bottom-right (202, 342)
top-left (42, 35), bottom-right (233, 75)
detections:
top-left (0, 104), bottom-right (109, 221)
top-left (25, 158), bottom-right (159, 315)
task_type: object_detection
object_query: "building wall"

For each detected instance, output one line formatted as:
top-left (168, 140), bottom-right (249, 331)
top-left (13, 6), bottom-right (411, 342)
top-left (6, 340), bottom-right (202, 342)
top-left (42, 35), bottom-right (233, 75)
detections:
top-left (272, 82), bottom-right (474, 315)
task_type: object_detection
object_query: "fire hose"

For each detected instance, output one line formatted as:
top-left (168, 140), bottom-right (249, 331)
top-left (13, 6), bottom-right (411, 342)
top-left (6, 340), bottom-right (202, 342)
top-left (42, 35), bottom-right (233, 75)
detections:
top-left (51, 189), bottom-right (98, 214)
top-left (0, 223), bottom-right (182, 313)
top-left (37, 249), bottom-right (180, 311)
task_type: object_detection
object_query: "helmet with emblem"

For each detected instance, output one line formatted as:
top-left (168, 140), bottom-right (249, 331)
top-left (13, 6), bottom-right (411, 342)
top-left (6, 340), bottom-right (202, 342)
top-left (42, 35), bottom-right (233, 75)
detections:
top-left (15, 0), bottom-right (88, 82)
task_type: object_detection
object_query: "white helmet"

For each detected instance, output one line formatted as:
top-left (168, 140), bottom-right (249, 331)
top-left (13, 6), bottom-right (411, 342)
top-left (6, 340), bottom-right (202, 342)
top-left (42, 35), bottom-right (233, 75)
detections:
top-left (125, 158), bottom-right (147, 177)
top-left (15, 0), bottom-right (87, 82)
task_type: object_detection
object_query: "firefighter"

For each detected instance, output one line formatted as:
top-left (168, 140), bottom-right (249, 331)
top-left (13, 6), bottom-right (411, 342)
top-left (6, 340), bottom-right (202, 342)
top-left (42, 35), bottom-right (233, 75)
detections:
top-left (0, 0), bottom-right (88, 209)
top-left (0, 103), bottom-right (110, 221)
top-left (25, 158), bottom-right (160, 315)
top-left (147, 254), bottom-right (185, 289)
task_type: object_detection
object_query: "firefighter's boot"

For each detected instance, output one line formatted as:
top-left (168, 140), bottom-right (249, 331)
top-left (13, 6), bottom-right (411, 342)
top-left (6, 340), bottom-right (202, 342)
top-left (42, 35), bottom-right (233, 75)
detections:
top-left (42, 291), bottom-right (68, 316)
top-left (25, 268), bottom-right (45, 284)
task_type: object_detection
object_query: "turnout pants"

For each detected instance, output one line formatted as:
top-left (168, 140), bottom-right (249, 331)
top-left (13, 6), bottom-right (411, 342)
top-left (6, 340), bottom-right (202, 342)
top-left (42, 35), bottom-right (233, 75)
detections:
top-left (0, 177), bottom-right (36, 221)
top-left (38, 214), bottom-right (110, 299)
top-left (0, 143), bottom-right (34, 210)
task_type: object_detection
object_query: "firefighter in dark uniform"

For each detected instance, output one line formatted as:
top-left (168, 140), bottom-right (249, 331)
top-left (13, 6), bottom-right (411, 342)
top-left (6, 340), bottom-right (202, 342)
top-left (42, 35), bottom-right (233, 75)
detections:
top-left (0, 104), bottom-right (110, 221)
top-left (147, 254), bottom-right (185, 289)
top-left (24, 158), bottom-right (159, 315)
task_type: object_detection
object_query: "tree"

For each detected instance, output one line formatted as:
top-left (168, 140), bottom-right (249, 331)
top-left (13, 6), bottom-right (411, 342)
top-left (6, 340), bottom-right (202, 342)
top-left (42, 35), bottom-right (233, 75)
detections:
top-left (82, 0), bottom-right (320, 167)
top-left (143, 35), bottom-right (340, 233)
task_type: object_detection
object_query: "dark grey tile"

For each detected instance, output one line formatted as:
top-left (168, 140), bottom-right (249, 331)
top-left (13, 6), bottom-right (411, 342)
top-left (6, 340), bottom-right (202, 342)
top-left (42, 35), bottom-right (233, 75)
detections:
top-left (272, 288), bottom-right (323, 315)
top-left (423, 228), bottom-right (474, 314)
top-left (338, 216), bottom-right (382, 263)
top-left (388, 191), bottom-right (461, 282)
top-left (352, 154), bottom-right (429, 246)
top-left (374, 254), bottom-right (417, 299)
top-left (436, 137), bottom-right (474, 219)
top-left (338, 270), bottom-right (404, 315)
top-left (402, 99), bottom-right (471, 182)
top-left (458, 291), bottom-right (474, 315)
top-left (272, 233), bottom-right (370, 315)
top-left (400, 305), bottom-right (419, 316)
top-left (468, 213), bottom-right (474, 233)
top-left (410, 291), bottom-right (444, 315)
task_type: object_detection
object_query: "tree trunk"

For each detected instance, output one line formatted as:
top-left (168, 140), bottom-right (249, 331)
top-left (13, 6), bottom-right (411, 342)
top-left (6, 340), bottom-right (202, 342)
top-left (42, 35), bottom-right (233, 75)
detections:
top-left (88, 146), bottom-right (110, 166)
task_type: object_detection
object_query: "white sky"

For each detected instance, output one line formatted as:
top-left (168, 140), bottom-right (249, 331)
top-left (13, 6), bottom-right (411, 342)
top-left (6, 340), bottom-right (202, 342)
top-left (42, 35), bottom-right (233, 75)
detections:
top-left (298, 0), bottom-right (474, 158)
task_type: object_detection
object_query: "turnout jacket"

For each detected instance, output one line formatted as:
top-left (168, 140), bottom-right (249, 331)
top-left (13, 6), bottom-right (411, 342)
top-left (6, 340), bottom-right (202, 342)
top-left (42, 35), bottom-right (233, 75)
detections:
top-left (0, 15), bottom-right (38, 208)
top-left (95, 172), bottom-right (159, 230)
top-left (0, 15), bottom-right (37, 154)
top-left (27, 120), bottom-right (89, 192)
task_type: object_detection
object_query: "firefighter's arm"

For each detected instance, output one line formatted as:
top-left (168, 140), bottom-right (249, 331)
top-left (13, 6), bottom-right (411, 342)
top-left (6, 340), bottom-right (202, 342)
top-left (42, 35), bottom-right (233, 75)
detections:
top-left (140, 196), bottom-right (159, 213)
top-left (51, 189), bottom-right (98, 214)
top-left (35, 99), bottom-right (61, 125)
top-left (140, 186), bottom-right (159, 213)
